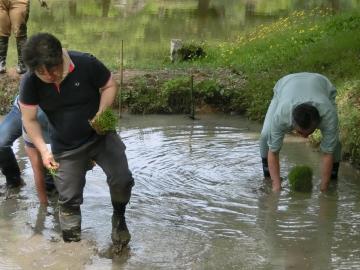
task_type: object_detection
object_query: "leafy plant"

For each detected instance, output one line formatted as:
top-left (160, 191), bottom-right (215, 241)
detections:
top-left (338, 80), bottom-right (360, 166)
top-left (288, 165), bottom-right (313, 192)
top-left (90, 108), bottom-right (119, 135)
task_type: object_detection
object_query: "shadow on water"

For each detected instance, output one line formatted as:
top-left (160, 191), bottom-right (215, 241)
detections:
top-left (0, 114), bottom-right (359, 269)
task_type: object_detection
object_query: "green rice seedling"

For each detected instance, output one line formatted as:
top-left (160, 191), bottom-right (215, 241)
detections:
top-left (288, 165), bottom-right (313, 192)
top-left (90, 108), bottom-right (118, 135)
top-left (48, 167), bottom-right (58, 177)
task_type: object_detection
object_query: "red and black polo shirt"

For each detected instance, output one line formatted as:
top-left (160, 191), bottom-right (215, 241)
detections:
top-left (19, 51), bottom-right (111, 153)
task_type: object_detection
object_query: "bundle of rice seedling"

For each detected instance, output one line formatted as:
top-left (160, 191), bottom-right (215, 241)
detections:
top-left (288, 165), bottom-right (313, 192)
top-left (90, 108), bottom-right (118, 135)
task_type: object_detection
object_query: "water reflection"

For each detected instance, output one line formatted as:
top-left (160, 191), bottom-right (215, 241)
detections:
top-left (0, 114), bottom-right (360, 269)
top-left (11, 0), bottom-right (357, 68)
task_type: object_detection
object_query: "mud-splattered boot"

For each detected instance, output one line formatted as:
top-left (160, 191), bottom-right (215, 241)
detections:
top-left (16, 36), bottom-right (27, 74)
top-left (0, 36), bottom-right (9, 74)
top-left (111, 202), bottom-right (131, 252)
top-left (59, 205), bottom-right (82, 242)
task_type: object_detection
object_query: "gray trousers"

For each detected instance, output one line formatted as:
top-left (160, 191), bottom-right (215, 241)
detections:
top-left (53, 132), bottom-right (134, 231)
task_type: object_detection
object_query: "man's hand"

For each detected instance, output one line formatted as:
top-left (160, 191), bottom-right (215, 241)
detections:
top-left (39, 0), bottom-right (48, 9)
top-left (268, 151), bottom-right (282, 192)
top-left (320, 153), bottom-right (334, 192)
top-left (272, 179), bottom-right (281, 192)
top-left (41, 150), bottom-right (59, 170)
top-left (320, 180), bottom-right (330, 192)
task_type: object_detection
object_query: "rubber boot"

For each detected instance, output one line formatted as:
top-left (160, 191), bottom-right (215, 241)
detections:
top-left (111, 201), bottom-right (131, 250)
top-left (262, 158), bottom-right (270, 177)
top-left (16, 36), bottom-right (27, 74)
top-left (0, 147), bottom-right (23, 188)
top-left (0, 36), bottom-right (9, 73)
top-left (59, 205), bottom-right (81, 242)
top-left (331, 162), bottom-right (340, 180)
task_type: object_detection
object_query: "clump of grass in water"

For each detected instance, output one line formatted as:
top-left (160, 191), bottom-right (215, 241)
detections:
top-left (90, 108), bottom-right (118, 135)
top-left (288, 165), bottom-right (313, 192)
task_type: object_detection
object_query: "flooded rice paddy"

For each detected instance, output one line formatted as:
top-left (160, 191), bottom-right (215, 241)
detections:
top-left (0, 114), bottom-right (359, 269)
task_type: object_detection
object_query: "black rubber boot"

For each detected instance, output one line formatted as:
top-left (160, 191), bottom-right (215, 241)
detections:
top-left (262, 158), bottom-right (270, 177)
top-left (0, 36), bottom-right (9, 73)
top-left (16, 36), bottom-right (27, 74)
top-left (0, 147), bottom-right (23, 188)
top-left (59, 205), bottom-right (82, 242)
top-left (111, 202), bottom-right (131, 250)
top-left (331, 162), bottom-right (340, 180)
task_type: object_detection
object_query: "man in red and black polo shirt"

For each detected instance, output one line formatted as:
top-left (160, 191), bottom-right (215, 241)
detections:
top-left (19, 33), bottom-right (134, 249)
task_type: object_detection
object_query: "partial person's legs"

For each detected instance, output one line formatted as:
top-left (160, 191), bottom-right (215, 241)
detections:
top-left (53, 145), bottom-right (90, 242)
top-left (0, 35), bottom-right (8, 73)
top-left (0, 0), bottom-right (10, 73)
top-left (331, 141), bottom-right (342, 180)
top-left (92, 132), bottom-right (134, 248)
top-left (9, 0), bottom-right (29, 74)
top-left (0, 105), bottom-right (23, 187)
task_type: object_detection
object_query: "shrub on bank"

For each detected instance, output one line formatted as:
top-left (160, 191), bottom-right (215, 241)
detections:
top-left (337, 80), bottom-right (360, 167)
top-left (119, 69), bottom-right (245, 114)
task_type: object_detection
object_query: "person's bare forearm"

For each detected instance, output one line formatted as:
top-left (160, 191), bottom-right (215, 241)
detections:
top-left (21, 104), bottom-right (59, 169)
top-left (98, 77), bottom-right (118, 112)
top-left (320, 153), bottom-right (334, 192)
top-left (268, 151), bottom-right (281, 191)
top-left (25, 146), bottom-right (48, 204)
top-left (23, 118), bottom-right (48, 156)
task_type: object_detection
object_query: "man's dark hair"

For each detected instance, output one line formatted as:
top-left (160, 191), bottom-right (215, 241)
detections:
top-left (22, 33), bottom-right (63, 72)
top-left (292, 103), bottom-right (320, 130)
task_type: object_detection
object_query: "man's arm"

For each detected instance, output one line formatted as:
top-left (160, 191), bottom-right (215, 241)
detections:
top-left (320, 153), bottom-right (333, 192)
top-left (20, 104), bottom-right (58, 170)
top-left (268, 150), bottom-right (281, 192)
top-left (25, 146), bottom-right (48, 204)
top-left (98, 76), bottom-right (118, 112)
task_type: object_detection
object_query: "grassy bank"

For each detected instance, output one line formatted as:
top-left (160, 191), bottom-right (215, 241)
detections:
top-left (119, 9), bottom-right (360, 166)
top-left (0, 8), bottom-right (359, 166)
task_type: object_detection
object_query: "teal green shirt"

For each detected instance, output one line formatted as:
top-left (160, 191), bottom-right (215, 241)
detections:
top-left (267, 72), bottom-right (339, 154)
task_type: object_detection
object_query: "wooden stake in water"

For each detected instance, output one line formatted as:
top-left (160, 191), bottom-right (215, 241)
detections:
top-left (118, 40), bottom-right (124, 118)
top-left (189, 74), bottom-right (195, 120)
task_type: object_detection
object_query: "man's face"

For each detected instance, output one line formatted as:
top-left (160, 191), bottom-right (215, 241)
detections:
top-left (294, 126), bottom-right (316, 138)
top-left (35, 63), bottom-right (64, 84)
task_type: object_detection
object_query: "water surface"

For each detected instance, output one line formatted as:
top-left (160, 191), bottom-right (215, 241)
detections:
top-left (0, 114), bottom-right (359, 269)
top-left (5, 0), bottom-right (359, 67)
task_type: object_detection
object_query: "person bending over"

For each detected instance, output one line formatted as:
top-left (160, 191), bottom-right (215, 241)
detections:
top-left (259, 72), bottom-right (341, 192)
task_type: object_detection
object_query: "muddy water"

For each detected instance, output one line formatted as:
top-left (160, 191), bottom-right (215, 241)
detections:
top-left (0, 114), bottom-right (359, 269)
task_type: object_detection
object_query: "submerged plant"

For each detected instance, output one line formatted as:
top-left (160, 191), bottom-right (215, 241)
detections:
top-left (90, 108), bottom-right (118, 135)
top-left (288, 165), bottom-right (313, 192)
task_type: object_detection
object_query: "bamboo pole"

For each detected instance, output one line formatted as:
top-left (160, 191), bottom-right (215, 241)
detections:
top-left (118, 40), bottom-right (124, 118)
top-left (189, 74), bottom-right (195, 120)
